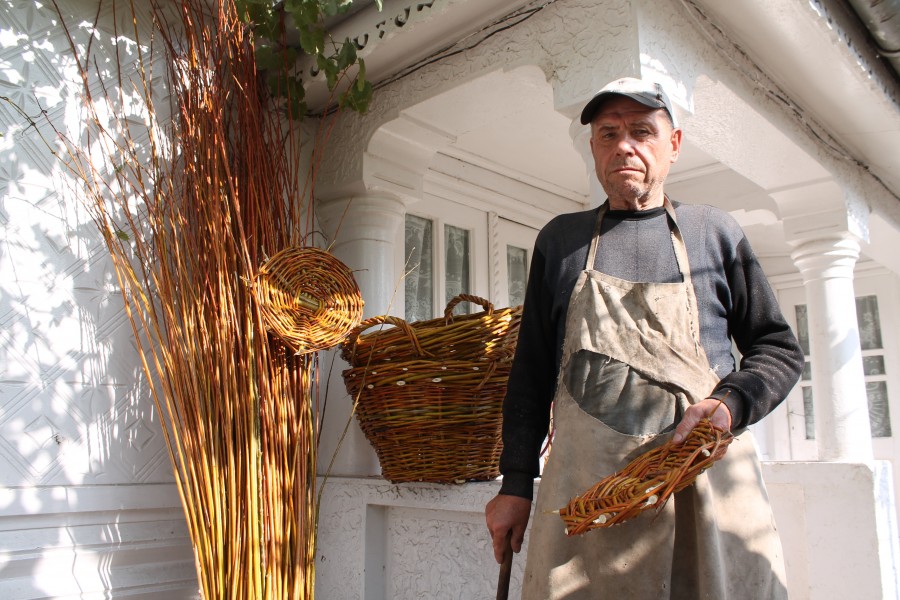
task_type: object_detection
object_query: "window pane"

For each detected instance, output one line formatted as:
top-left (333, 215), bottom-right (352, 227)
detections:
top-left (856, 295), bottom-right (883, 350)
top-left (868, 381), bottom-right (892, 438)
top-left (802, 386), bottom-right (815, 440)
top-left (506, 245), bottom-right (528, 307)
top-left (405, 215), bottom-right (434, 322)
top-left (444, 224), bottom-right (470, 315)
top-left (801, 361), bottom-right (812, 381)
top-left (862, 355), bottom-right (886, 376)
top-left (795, 304), bottom-right (810, 355)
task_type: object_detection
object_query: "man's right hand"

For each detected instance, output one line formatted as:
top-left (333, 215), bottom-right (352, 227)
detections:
top-left (485, 493), bottom-right (532, 563)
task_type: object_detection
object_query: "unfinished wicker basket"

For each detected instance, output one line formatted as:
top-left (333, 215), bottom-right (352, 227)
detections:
top-left (252, 247), bottom-right (364, 355)
top-left (557, 418), bottom-right (734, 535)
top-left (342, 295), bottom-right (522, 483)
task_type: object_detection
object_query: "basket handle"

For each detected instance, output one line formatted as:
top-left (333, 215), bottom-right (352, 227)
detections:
top-left (443, 294), bottom-right (494, 324)
top-left (345, 315), bottom-right (427, 360)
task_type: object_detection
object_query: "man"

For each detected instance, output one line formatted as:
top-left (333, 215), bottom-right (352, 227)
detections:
top-left (485, 77), bottom-right (803, 599)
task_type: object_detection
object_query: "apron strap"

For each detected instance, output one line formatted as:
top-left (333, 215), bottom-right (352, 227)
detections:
top-left (663, 198), bottom-right (691, 287)
top-left (585, 202), bottom-right (607, 270)
top-left (664, 199), bottom-right (703, 353)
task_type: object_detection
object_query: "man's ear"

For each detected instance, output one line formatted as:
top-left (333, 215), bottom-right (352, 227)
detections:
top-left (669, 127), bottom-right (683, 163)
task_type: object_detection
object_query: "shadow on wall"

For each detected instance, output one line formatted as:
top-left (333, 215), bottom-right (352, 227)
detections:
top-left (0, 0), bottom-right (195, 597)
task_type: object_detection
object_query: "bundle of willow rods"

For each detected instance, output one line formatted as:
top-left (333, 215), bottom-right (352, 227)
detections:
top-left (50, 0), bottom-right (350, 597)
top-left (558, 419), bottom-right (733, 536)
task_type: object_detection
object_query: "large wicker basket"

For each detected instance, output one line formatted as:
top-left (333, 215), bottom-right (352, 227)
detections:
top-left (341, 295), bottom-right (522, 483)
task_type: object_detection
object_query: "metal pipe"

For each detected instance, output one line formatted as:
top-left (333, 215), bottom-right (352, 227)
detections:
top-left (845, 0), bottom-right (900, 73)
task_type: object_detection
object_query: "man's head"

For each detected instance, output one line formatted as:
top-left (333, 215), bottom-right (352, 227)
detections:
top-left (580, 77), bottom-right (677, 128)
top-left (582, 78), bottom-right (682, 211)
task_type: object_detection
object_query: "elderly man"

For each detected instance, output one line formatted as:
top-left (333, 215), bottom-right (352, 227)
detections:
top-left (485, 77), bottom-right (803, 599)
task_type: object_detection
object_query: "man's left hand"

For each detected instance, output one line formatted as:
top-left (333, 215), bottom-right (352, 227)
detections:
top-left (673, 397), bottom-right (732, 444)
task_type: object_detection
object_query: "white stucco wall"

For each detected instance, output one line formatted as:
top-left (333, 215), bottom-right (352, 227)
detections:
top-left (0, 1), bottom-right (196, 597)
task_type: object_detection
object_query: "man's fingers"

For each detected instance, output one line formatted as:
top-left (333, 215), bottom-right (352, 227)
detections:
top-left (511, 529), bottom-right (524, 553)
top-left (673, 416), bottom-right (696, 444)
top-left (673, 408), bottom-right (702, 443)
top-left (485, 494), bottom-right (531, 562)
top-left (674, 398), bottom-right (733, 443)
top-left (492, 529), bottom-right (513, 563)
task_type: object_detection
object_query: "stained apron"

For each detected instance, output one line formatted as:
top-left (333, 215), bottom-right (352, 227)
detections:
top-left (522, 200), bottom-right (788, 600)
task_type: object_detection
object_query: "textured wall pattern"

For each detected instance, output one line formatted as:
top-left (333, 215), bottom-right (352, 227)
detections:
top-left (316, 478), bottom-right (530, 600)
top-left (0, 0), bottom-right (174, 490)
top-left (0, 1), bottom-right (193, 596)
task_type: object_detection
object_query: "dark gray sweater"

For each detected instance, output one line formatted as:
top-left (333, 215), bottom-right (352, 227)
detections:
top-left (499, 201), bottom-right (804, 500)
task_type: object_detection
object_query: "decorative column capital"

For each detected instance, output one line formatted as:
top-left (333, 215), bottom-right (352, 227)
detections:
top-left (317, 194), bottom-right (407, 248)
top-left (790, 234), bottom-right (862, 284)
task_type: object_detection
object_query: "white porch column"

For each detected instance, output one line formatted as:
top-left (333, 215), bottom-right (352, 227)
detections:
top-left (317, 194), bottom-right (406, 477)
top-left (790, 235), bottom-right (873, 463)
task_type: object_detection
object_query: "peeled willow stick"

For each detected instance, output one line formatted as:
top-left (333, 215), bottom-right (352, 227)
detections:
top-left (557, 404), bottom-right (734, 536)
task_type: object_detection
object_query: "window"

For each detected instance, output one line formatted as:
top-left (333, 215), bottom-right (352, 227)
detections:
top-left (495, 217), bottom-right (536, 308)
top-left (506, 245), bottom-right (528, 306)
top-left (404, 214), bottom-right (434, 322)
top-left (794, 295), bottom-right (891, 438)
top-left (401, 208), bottom-right (536, 322)
top-left (403, 214), bottom-right (475, 322)
top-left (444, 224), bottom-right (471, 315)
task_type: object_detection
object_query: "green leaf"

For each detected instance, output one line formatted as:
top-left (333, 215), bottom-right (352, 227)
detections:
top-left (323, 0), bottom-right (340, 17)
top-left (357, 58), bottom-right (366, 91)
top-left (255, 45), bottom-right (282, 71)
top-left (341, 78), bottom-right (373, 114)
top-left (289, 97), bottom-right (308, 119)
top-left (287, 75), bottom-right (306, 102)
top-left (243, 4), bottom-right (278, 39)
top-left (267, 72), bottom-right (287, 97)
top-left (335, 38), bottom-right (357, 71)
top-left (298, 26), bottom-right (325, 55)
top-left (317, 53), bottom-right (340, 90)
top-left (115, 229), bottom-right (130, 241)
top-left (286, 76), bottom-right (307, 118)
top-left (287, 0), bottom-right (321, 29)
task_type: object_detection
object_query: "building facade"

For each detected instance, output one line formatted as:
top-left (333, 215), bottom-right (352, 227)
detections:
top-left (2, 0), bottom-right (899, 598)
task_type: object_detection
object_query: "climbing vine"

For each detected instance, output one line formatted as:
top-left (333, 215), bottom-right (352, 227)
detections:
top-left (233, 0), bottom-right (382, 116)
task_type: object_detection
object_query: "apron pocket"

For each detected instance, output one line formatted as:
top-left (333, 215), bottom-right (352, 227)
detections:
top-left (562, 349), bottom-right (679, 436)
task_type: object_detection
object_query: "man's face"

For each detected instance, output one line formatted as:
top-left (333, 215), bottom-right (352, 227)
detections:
top-left (589, 96), bottom-right (682, 210)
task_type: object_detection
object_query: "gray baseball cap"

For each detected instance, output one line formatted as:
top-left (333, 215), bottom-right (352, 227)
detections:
top-left (580, 77), bottom-right (677, 127)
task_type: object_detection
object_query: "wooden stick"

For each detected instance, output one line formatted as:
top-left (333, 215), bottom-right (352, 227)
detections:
top-left (497, 530), bottom-right (514, 600)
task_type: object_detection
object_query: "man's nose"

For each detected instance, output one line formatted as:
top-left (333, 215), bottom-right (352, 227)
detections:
top-left (615, 136), bottom-right (636, 154)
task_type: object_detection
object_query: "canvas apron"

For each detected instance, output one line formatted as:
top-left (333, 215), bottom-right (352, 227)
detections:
top-left (522, 200), bottom-right (788, 600)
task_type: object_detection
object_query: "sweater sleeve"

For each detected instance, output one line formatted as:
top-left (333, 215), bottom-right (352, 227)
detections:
top-left (497, 239), bottom-right (558, 500)
top-left (710, 236), bottom-right (804, 429)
